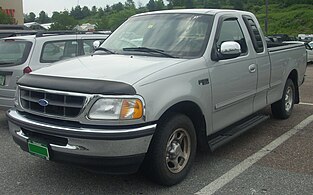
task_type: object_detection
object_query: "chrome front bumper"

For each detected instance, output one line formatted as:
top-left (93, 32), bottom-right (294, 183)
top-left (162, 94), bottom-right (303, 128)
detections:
top-left (7, 109), bottom-right (156, 158)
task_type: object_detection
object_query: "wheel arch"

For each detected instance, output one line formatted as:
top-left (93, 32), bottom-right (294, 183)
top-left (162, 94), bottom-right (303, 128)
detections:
top-left (156, 101), bottom-right (210, 151)
top-left (287, 69), bottom-right (299, 104)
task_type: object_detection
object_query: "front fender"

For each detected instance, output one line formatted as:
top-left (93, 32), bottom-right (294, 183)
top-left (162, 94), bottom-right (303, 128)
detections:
top-left (135, 63), bottom-right (213, 135)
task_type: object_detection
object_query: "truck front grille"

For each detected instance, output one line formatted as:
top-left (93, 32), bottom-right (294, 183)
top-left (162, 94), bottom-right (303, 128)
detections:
top-left (20, 88), bottom-right (86, 117)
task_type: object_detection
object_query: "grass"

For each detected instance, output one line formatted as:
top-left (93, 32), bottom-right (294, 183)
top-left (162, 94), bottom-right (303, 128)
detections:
top-left (252, 4), bottom-right (313, 36)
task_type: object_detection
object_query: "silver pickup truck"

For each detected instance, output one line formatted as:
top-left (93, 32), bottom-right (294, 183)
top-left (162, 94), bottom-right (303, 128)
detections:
top-left (7, 9), bottom-right (306, 185)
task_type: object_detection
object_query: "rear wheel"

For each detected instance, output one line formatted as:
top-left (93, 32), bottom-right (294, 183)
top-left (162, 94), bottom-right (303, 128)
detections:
top-left (271, 79), bottom-right (295, 119)
top-left (144, 113), bottom-right (196, 186)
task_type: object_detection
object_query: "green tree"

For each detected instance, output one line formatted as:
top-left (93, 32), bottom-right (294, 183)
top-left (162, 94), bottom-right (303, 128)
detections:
top-left (96, 17), bottom-right (109, 30)
top-left (205, 0), bottom-right (220, 8)
top-left (111, 3), bottom-right (124, 12)
top-left (147, 0), bottom-right (165, 11)
top-left (172, 0), bottom-right (184, 7)
top-left (185, 0), bottom-right (194, 8)
top-left (37, 11), bottom-right (51, 24)
top-left (91, 6), bottom-right (97, 16)
top-left (50, 11), bottom-right (77, 30)
top-left (108, 8), bottom-right (136, 31)
top-left (98, 7), bottom-right (105, 17)
top-left (231, 0), bottom-right (244, 10)
top-left (70, 6), bottom-right (83, 20)
top-left (167, 0), bottom-right (174, 9)
top-left (82, 6), bottom-right (91, 18)
top-left (125, 0), bottom-right (136, 9)
top-left (104, 5), bottom-right (112, 15)
top-left (155, 0), bottom-right (166, 10)
top-left (147, 0), bottom-right (157, 11)
top-left (0, 11), bottom-right (14, 24)
top-left (24, 12), bottom-right (36, 23)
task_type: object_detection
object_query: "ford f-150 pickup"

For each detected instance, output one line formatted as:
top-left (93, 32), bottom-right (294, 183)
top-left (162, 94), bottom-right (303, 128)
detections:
top-left (7, 9), bottom-right (307, 186)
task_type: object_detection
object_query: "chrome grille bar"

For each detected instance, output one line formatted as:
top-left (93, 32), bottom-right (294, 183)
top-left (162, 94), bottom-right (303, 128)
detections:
top-left (20, 87), bottom-right (86, 118)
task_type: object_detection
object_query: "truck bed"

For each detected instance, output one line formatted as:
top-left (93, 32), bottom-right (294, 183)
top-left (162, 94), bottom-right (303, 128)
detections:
top-left (267, 42), bottom-right (306, 105)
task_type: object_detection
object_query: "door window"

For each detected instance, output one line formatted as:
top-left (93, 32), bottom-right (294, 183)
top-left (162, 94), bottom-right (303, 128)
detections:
top-left (217, 19), bottom-right (248, 54)
top-left (41, 40), bottom-right (79, 63)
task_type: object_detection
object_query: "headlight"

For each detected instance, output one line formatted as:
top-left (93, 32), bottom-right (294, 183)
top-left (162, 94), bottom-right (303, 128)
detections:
top-left (88, 98), bottom-right (144, 120)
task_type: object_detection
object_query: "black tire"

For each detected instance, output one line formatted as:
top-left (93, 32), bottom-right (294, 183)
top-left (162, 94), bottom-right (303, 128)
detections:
top-left (271, 79), bottom-right (295, 119)
top-left (144, 113), bottom-right (197, 186)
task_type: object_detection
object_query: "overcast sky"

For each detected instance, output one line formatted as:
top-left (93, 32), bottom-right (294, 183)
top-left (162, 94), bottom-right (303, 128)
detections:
top-left (23, 0), bottom-right (150, 16)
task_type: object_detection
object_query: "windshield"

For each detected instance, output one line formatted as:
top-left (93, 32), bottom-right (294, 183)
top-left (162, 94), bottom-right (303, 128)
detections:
top-left (0, 40), bottom-right (33, 66)
top-left (100, 13), bottom-right (214, 58)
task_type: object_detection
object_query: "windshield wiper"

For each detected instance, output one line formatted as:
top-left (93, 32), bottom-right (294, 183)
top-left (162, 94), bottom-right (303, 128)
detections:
top-left (123, 47), bottom-right (177, 58)
top-left (94, 47), bottom-right (116, 54)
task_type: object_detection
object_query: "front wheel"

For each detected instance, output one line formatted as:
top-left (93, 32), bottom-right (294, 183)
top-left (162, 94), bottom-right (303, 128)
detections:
top-left (271, 79), bottom-right (295, 119)
top-left (144, 113), bottom-right (197, 186)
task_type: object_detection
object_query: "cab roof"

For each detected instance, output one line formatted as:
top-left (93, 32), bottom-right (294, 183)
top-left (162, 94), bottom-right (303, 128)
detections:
top-left (134, 9), bottom-right (252, 17)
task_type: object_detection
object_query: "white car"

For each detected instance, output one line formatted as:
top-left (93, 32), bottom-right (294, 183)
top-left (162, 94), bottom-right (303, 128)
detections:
top-left (0, 32), bottom-right (109, 108)
top-left (284, 41), bottom-right (313, 63)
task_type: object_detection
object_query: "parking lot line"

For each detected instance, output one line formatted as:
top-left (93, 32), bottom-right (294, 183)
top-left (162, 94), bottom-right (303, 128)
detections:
top-left (195, 114), bottom-right (313, 195)
top-left (300, 102), bottom-right (313, 106)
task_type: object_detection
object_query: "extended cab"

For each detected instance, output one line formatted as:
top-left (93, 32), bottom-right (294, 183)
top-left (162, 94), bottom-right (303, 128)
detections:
top-left (7, 9), bottom-right (307, 185)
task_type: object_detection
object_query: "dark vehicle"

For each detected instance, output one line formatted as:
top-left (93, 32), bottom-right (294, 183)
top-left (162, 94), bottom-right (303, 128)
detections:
top-left (272, 34), bottom-right (293, 41)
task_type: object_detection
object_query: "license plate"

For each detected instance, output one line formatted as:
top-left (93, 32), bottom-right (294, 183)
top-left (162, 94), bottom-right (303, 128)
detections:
top-left (28, 140), bottom-right (50, 160)
top-left (0, 75), bottom-right (5, 86)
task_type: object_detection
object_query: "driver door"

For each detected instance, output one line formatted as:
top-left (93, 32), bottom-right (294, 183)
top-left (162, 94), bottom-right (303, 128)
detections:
top-left (210, 17), bottom-right (258, 132)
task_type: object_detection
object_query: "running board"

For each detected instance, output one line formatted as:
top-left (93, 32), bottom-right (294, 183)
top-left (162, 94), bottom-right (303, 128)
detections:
top-left (208, 114), bottom-right (269, 151)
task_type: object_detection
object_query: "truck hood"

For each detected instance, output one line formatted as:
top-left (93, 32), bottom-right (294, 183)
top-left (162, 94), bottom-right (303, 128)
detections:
top-left (32, 54), bottom-right (187, 85)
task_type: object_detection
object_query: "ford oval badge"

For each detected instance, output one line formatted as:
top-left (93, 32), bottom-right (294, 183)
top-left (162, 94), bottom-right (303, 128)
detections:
top-left (38, 99), bottom-right (49, 107)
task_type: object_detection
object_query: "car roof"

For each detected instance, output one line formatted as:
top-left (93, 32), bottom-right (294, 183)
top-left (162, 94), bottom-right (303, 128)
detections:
top-left (2, 33), bottom-right (109, 41)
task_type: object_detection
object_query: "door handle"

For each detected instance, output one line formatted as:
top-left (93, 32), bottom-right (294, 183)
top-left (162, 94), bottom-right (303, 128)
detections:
top-left (249, 64), bottom-right (256, 73)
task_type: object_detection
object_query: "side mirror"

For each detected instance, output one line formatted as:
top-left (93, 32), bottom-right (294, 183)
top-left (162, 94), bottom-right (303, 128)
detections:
top-left (219, 41), bottom-right (241, 59)
top-left (93, 40), bottom-right (101, 49)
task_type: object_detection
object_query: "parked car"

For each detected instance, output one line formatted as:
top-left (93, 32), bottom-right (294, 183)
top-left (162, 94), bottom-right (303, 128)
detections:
top-left (271, 34), bottom-right (296, 41)
top-left (7, 9), bottom-right (307, 185)
top-left (0, 31), bottom-right (109, 108)
top-left (283, 41), bottom-right (313, 63)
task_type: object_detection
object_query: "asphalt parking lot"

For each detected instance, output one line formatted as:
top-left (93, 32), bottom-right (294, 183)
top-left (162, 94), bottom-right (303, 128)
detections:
top-left (1, 65), bottom-right (312, 195)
